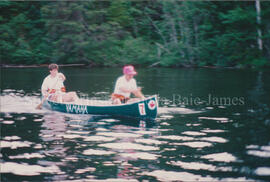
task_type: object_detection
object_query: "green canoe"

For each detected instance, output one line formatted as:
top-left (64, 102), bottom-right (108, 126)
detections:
top-left (46, 95), bottom-right (158, 120)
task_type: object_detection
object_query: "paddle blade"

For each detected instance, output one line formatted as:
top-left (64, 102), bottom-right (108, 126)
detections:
top-left (36, 103), bottom-right (42, 110)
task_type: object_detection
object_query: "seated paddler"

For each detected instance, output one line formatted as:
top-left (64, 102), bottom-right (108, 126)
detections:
top-left (41, 63), bottom-right (79, 103)
top-left (112, 65), bottom-right (145, 104)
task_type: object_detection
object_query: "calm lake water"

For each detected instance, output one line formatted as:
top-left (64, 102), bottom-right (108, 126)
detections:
top-left (1, 67), bottom-right (270, 181)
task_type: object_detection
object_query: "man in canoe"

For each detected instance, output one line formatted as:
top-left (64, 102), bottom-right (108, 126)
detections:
top-left (40, 64), bottom-right (78, 104)
top-left (112, 65), bottom-right (145, 104)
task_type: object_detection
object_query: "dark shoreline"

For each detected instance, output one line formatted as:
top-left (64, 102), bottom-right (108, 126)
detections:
top-left (0, 63), bottom-right (268, 70)
top-left (0, 64), bottom-right (87, 68)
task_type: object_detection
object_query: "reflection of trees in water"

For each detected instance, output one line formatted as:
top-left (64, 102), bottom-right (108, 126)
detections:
top-left (37, 113), bottom-right (72, 181)
top-left (249, 72), bottom-right (264, 104)
top-left (40, 113), bottom-right (68, 157)
top-left (248, 71), bottom-right (270, 124)
top-left (39, 113), bottom-right (159, 179)
top-left (111, 120), bottom-right (159, 179)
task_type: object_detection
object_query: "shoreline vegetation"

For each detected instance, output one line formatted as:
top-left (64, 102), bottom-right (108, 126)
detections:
top-left (1, 63), bottom-right (268, 70)
top-left (1, 1), bottom-right (270, 68)
top-left (0, 64), bottom-right (86, 68)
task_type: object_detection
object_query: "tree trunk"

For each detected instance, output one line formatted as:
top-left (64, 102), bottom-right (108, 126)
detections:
top-left (193, 17), bottom-right (199, 63)
top-left (146, 13), bottom-right (168, 47)
top-left (255, 0), bottom-right (263, 51)
top-left (166, 14), bottom-right (178, 45)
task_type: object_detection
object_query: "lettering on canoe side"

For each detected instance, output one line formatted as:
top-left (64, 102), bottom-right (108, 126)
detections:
top-left (66, 104), bottom-right (88, 114)
top-left (138, 103), bottom-right (146, 116)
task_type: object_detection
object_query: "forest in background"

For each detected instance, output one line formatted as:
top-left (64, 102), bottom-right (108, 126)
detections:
top-left (1, 0), bottom-right (270, 68)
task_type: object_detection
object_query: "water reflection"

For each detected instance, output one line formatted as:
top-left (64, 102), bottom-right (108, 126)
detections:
top-left (40, 113), bottom-right (68, 141)
top-left (84, 116), bottom-right (160, 180)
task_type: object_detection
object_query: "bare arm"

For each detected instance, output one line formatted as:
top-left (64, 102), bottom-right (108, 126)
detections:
top-left (119, 87), bottom-right (141, 93)
top-left (58, 73), bottom-right (66, 81)
top-left (41, 89), bottom-right (49, 97)
top-left (41, 77), bottom-right (49, 97)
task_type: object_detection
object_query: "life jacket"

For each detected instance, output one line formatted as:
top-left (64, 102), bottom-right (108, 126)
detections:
top-left (111, 93), bottom-right (129, 103)
top-left (48, 87), bottom-right (66, 94)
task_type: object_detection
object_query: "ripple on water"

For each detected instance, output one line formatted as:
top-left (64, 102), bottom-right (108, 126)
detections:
top-left (96, 128), bottom-right (108, 132)
top-left (168, 161), bottom-right (232, 172)
top-left (160, 122), bottom-right (170, 126)
top-left (83, 149), bottom-right (116, 156)
top-left (199, 117), bottom-right (229, 122)
top-left (63, 157), bottom-right (78, 162)
top-left (163, 148), bottom-right (177, 151)
top-left (67, 124), bottom-right (84, 128)
top-left (182, 131), bottom-right (206, 136)
top-left (16, 116), bottom-right (26, 120)
top-left (66, 130), bottom-right (90, 135)
top-left (33, 144), bottom-right (43, 149)
top-left (254, 167), bottom-right (270, 176)
top-left (98, 119), bottom-right (120, 123)
top-left (103, 161), bottom-right (115, 166)
top-left (134, 130), bottom-right (158, 135)
top-left (246, 145), bottom-right (259, 149)
top-left (218, 106), bottom-right (226, 109)
top-left (159, 115), bottom-right (174, 119)
top-left (202, 152), bottom-right (238, 162)
top-left (1, 140), bottom-right (32, 149)
top-left (97, 132), bottom-right (141, 138)
top-left (57, 134), bottom-right (83, 139)
top-left (2, 120), bottom-right (15, 124)
top-left (75, 167), bottom-right (96, 174)
top-left (186, 123), bottom-right (201, 126)
top-left (174, 142), bottom-right (212, 149)
top-left (3, 136), bottom-right (21, 140)
top-left (99, 142), bottom-right (159, 151)
top-left (200, 136), bottom-right (228, 143)
top-left (157, 135), bottom-right (194, 141)
top-left (0, 162), bottom-right (60, 176)
top-left (84, 136), bottom-right (116, 142)
top-left (3, 89), bottom-right (16, 92)
top-left (135, 138), bottom-right (164, 145)
top-left (141, 170), bottom-right (215, 181)
top-left (9, 153), bottom-right (44, 159)
top-left (261, 146), bottom-right (270, 151)
top-left (247, 150), bottom-right (270, 158)
top-left (33, 118), bottom-right (43, 122)
top-left (120, 152), bottom-right (159, 160)
top-left (246, 145), bottom-right (270, 158)
top-left (158, 107), bottom-right (203, 114)
top-left (201, 129), bottom-right (226, 133)
top-left (86, 179), bottom-right (138, 182)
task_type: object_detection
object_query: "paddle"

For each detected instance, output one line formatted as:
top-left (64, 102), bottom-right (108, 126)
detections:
top-left (36, 95), bottom-right (49, 110)
top-left (36, 75), bottom-right (61, 110)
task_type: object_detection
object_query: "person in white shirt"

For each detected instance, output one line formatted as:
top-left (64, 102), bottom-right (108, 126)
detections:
top-left (41, 64), bottom-right (78, 103)
top-left (112, 65), bottom-right (145, 104)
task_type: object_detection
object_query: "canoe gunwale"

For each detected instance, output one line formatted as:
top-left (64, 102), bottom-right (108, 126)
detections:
top-left (47, 95), bottom-right (157, 107)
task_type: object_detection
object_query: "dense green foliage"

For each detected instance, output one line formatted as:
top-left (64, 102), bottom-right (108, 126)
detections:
top-left (1, 0), bottom-right (270, 67)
